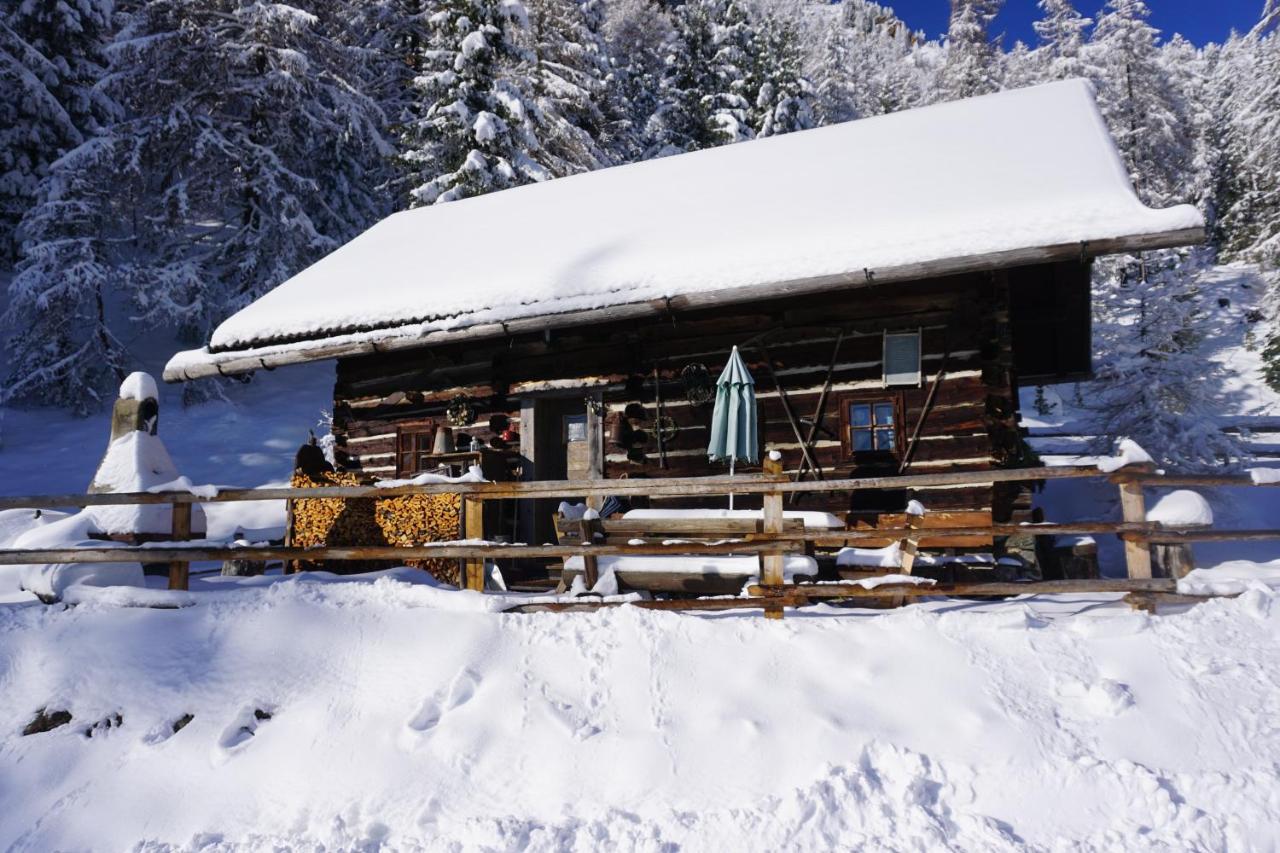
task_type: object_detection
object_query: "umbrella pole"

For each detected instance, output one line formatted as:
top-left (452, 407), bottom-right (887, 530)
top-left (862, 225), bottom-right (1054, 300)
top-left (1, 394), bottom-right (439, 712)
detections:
top-left (729, 458), bottom-right (735, 510)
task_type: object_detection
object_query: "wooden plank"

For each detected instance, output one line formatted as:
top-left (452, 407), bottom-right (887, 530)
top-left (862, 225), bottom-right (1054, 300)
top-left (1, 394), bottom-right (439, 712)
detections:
top-left (505, 596), bottom-right (812, 614)
top-left (1141, 529), bottom-right (1280, 543)
top-left (553, 517), bottom-right (805, 536)
top-left (0, 540), bottom-right (807, 565)
top-left (0, 465), bottom-right (1108, 511)
top-left (749, 578), bottom-right (1180, 598)
top-left (168, 503), bottom-right (193, 591)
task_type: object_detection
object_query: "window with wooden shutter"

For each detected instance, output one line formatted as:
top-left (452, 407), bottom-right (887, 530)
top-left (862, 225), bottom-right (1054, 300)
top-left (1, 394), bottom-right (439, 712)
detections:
top-left (395, 422), bottom-right (436, 476)
top-left (838, 394), bottom-right (903, 460)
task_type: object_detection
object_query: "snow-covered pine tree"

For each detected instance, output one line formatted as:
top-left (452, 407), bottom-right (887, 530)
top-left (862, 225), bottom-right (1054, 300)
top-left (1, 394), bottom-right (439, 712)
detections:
top-left (0, 0), bottom-right (115, 264)
top-left (811, 12), bottom-right (858, 126)
top-left (401, 0), bottom-right (551, 203)
top-left (116, 0), bottom-right (390, 331)
top-left (4, 0), bottom-right (391, 409)
top-left (1032, 0), bottom-right (1090, 82)
top-left (1001, 40), bottom-right (1040, 90)
top-left (1216, 27), bottom-right (1280, 268)
top-left (805, 1), bottom-right (929, 122)
top-left (849, 5), bottom-right (935, 116)
top-left (706, 0), bottom-right (758, 144)
top-left (647, 0), bottom-right (721, 155)
top-left (528, 0), bottom-right (612, 175)
top-left (599, 0), bottom-right (674, 161)
top-left (350, 0), bottom-right (433, 166)
top-left (1160, 34), bottom-right (1224, 224)
top-left (1089, 253), bottom-right (1244, 470)
top-left (936, 0), bottom-right (1003, 103)
top-left (753, 11), bottom-right (815, 137)
top-left (1085, 0), bottom-right (1191, 208)
top-left (2, 138), bottom-right (125, 413)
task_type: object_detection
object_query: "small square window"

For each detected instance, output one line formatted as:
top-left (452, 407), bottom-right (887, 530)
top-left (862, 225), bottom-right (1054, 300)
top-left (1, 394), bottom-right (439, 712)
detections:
top-left (844, 398), bottom-right (898, 458)
top-left (884, 331), bottom-right (921, 387)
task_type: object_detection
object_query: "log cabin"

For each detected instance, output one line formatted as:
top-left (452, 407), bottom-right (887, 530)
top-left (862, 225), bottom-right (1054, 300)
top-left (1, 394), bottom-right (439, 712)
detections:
top-left (164, 80), bottom-right (1204, 553)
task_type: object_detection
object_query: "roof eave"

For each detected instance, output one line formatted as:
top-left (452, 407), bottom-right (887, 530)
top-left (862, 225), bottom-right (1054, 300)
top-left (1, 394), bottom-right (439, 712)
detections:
top-left (163, 225), bottom-right (1205, 383)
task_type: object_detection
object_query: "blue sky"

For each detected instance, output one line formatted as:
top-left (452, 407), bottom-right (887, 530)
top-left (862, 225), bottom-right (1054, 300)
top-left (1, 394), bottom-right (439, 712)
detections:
top-left (887, 1), bottom-right (1266, 46)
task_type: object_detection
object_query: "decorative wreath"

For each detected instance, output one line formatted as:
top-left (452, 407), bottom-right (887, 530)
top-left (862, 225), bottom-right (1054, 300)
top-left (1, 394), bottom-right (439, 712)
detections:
top-left (446, 397), bottom-right (476, 427)
top-left (680, 363), bottom-right (715, 405)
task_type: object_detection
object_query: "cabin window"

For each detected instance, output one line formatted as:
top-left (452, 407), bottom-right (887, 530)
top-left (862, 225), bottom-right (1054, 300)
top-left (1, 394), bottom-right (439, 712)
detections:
top-left (564, 414), bottom-right (588, 443)
top-left (883, 331), bottom-right (921, 387)
top-left (396, 423), bottom-right (436, 475)
top-left (840, 395), bottom-right (902, 458)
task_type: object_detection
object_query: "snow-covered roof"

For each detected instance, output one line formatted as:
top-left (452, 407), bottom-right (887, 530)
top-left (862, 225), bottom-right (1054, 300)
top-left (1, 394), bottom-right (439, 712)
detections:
top-left (165, 80), bottom-right (1203, 381)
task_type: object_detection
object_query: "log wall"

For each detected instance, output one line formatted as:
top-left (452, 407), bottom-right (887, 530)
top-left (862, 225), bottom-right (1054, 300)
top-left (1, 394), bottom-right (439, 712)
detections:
top-left (330, 266), bottom-right (1061, 526)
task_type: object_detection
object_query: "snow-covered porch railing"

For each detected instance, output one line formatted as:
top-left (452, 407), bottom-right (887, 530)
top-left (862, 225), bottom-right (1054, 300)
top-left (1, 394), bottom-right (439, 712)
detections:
top-left (3, 456), bottom-right (1280, 615)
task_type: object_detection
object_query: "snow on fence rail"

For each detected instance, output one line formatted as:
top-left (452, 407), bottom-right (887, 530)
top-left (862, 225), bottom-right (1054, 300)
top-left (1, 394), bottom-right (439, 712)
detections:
top-left (1, 461), bottom-right (1278, 614)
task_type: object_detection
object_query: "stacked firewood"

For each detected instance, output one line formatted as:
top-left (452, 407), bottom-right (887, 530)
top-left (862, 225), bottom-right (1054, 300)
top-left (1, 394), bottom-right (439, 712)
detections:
top-left (288, 469), bottom-right (461, 585)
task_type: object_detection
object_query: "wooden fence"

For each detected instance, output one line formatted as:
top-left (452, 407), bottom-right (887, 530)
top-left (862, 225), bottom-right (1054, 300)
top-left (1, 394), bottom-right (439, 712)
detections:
top-left (0, 461), bottom-right (1277, 614)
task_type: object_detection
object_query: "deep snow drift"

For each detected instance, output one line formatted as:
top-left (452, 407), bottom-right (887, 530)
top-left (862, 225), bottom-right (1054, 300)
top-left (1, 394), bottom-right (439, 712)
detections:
top-left (1, 573), bottom-right (1278, 850)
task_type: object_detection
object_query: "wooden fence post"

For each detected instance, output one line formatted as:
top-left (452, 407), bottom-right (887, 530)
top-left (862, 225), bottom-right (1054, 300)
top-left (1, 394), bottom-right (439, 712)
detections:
top-left (168, 501), bottom-right (192, 591)
top-left (579, 518), bottom-right (601, 590)
top-left (463, 496), bottom-right (486, 591)
top-left (1116, 473), bottom-right (1153, 580)
top-left (761, 456), bottom-right (786, 619)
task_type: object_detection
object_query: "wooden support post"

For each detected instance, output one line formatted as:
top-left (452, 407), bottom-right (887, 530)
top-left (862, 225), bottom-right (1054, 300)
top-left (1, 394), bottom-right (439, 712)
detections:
top-left (761, 456), bottom-right (786, 619)
top-left (578, 518), bottom-right (601, 590)
top-left (463, 496), bottom-right (486, 591)
top-left (585, 396), bottom-right (604, 512)
top-left (1117, 476), bottom-right (1153, 580)
top-left (168, 501), bottom-right (193, 591)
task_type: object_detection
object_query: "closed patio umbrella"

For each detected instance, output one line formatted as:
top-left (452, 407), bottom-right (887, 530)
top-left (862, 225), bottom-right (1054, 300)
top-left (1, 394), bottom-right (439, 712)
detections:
top-left (707, 346), bottom-right (758, 508)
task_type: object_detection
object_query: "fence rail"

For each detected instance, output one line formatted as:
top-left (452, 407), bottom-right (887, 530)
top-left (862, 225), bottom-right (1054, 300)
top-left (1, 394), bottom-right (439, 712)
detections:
top-left (1, 460), bottom-right (1277, 614)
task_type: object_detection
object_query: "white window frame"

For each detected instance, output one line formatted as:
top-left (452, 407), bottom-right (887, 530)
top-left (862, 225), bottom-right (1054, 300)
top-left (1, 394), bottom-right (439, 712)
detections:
top-left (883, 329), bottom-right (922, 387)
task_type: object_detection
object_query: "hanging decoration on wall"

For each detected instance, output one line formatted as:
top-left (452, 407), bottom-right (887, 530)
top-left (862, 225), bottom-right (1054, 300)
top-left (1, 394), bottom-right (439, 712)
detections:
top-left (446, 397), bottom-right (476, 427)
top-left (680, 363), bottom-right (714, 405)
top-left (654, 415), bottom-right (680, 446)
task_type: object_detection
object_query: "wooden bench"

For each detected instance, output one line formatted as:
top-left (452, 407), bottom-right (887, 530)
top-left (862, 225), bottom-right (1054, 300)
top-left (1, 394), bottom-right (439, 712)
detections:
top-left (554, 515), bottom-right (809, 595)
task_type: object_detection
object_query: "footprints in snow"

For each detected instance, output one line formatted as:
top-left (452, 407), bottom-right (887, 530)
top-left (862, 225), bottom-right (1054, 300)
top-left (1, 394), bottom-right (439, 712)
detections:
top-left (217, 706), bottom-right (275, 752)
top-left (407, 668), bottom-right (480, 734)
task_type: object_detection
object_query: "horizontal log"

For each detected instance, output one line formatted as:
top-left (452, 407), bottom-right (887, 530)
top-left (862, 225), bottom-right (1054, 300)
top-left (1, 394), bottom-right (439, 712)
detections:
top-left (748, 578), bottom-right (1180, 597)
top-left (554, 517), bottom-right (806, 535)
top-left (1124, 474), bottom-right (1279, 488)
top-left (0, 539), bottom-right (805, 566)
top-left (505, 596), bottom-right (813, 613)
top-left (0, 465), bottom-right (1106, 510)
top-left (1139, 529), bottom-right (1280, 543)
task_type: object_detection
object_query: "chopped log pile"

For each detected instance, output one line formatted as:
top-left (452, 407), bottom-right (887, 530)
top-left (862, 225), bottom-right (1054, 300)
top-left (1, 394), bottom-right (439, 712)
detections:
top-left (288, 469), bottom-right (462, 585)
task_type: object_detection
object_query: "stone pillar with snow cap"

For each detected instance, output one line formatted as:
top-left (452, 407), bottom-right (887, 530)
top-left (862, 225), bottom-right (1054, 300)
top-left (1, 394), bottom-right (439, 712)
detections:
top-left (87, 372), bottom-right (207, 541)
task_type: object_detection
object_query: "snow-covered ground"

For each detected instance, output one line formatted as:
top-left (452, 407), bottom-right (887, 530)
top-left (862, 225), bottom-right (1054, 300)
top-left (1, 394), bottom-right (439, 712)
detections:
top-left (0, 571), bottom-right (1278, 850)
